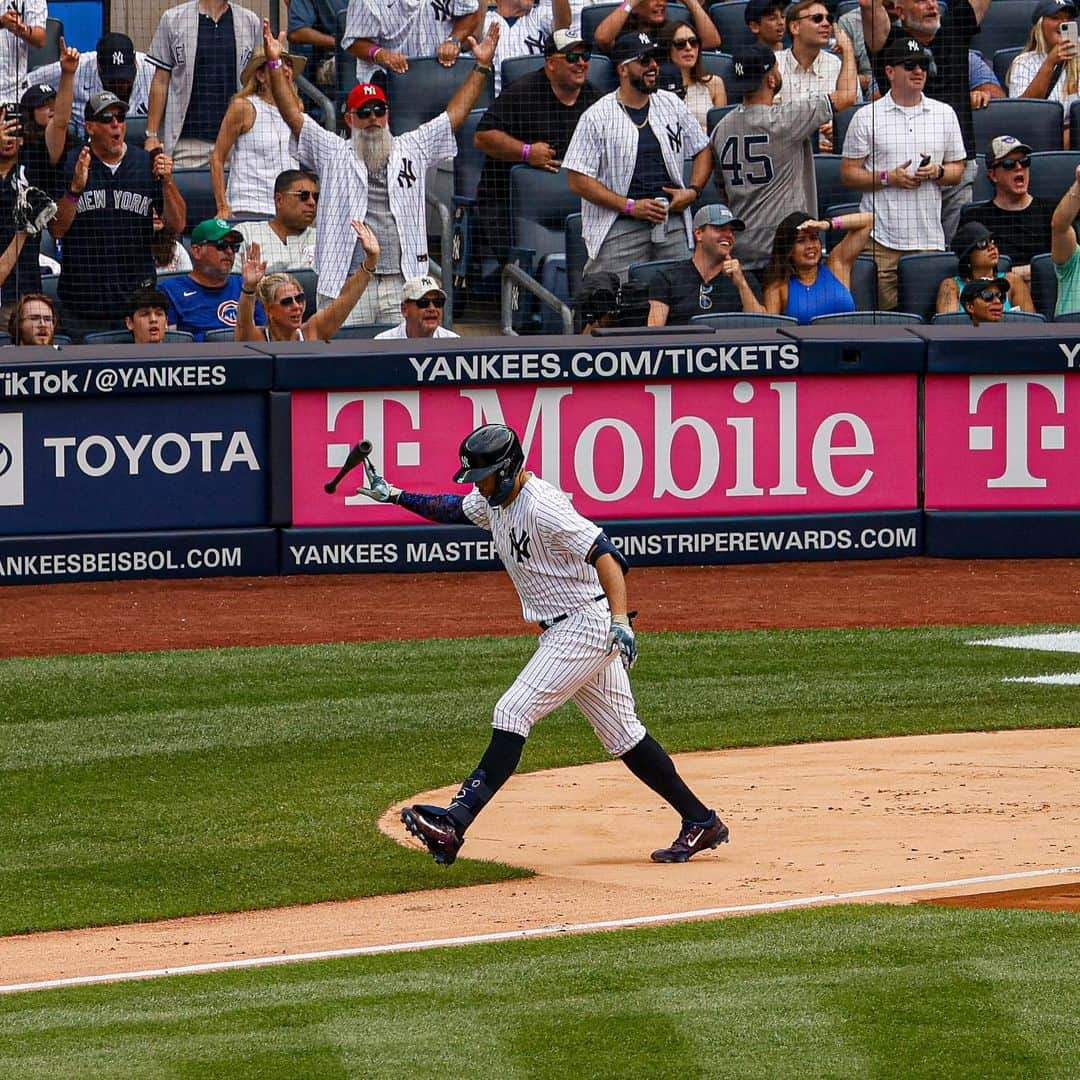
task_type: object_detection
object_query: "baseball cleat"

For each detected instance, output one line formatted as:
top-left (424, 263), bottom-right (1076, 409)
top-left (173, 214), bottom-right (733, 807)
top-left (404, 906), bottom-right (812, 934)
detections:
top-left (401, 804), bottom-right (464, 866)
top-left (650, 811), bottom-right (729, 863)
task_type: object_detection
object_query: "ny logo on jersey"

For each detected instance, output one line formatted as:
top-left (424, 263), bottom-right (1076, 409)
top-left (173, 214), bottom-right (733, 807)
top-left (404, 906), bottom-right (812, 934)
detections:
top-left (666, 123), bottom-right (682, 153)
top-left (524, 32), bottom-right (547, 54)
top-left (431, 0), bottom-right (453, 18)
top-left (509, 527), bottom-right (532, 563)
top-left (397, 157), bottom-right (417, 189)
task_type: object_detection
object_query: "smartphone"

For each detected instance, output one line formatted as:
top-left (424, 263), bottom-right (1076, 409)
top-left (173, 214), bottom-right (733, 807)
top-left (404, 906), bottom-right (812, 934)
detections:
top-left (919, 154), bottom-right (931, 168)
top-left (1062, 21), bottom-right (1078, 46)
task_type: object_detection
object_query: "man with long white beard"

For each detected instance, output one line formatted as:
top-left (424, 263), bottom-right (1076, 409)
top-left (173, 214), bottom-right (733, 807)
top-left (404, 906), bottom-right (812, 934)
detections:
top-left (262, 18), bottom-right (500, 325)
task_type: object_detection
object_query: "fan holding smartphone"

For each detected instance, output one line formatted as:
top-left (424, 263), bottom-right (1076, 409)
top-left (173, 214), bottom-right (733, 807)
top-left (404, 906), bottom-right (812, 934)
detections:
top-left (1007, 0), bottom-right (1080, 119)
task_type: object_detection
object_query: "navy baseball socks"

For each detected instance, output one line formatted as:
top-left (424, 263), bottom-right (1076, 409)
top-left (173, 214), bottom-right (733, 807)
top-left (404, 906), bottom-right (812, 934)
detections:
top-left (401, 730), bottom-right (526, 866)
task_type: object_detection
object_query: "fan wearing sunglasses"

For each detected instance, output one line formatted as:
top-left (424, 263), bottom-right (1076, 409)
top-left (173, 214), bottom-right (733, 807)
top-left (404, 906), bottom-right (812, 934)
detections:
top-left (668, 22), bottom-right (725, 132)
top-left (777, 1), bottom-right (842, 151)
top-left (959, 277), bottom-right (1010, 325)
top-left (232, 169), bottom-right (318, 275)
top-left (236, 221), bottom-right (380, 342)
top-left (263, 18), bottom-right (499, 328)
top-left (159, 218), bottom-right (266, 341)
top-left (935, 220), bottom-right (1033, 315)
top-left (374, 275), bottom-right (461, 339)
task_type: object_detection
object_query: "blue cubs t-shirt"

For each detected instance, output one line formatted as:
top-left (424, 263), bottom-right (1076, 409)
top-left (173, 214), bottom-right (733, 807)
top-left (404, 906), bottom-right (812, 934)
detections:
top-left (59, 145), bottom-right (161, 319)
top-left (159, 274), bottom-right (265, 340)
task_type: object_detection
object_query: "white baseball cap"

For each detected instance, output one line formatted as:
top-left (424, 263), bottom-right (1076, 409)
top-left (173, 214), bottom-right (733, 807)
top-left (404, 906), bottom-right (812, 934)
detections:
top-left (402, 275), bottom-right (446, 302)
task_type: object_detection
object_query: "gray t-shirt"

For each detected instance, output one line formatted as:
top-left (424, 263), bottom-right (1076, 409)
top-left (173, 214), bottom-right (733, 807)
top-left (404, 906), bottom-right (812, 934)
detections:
top-left (710, 97), bottom-right (833, 270)
top-left (356, 166), bottom-right (402, 276)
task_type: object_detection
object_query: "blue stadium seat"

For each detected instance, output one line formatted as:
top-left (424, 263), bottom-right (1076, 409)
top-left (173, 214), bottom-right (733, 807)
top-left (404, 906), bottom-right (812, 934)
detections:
top-left (850, 255), bottom-right (879, 310)
top-left (1029, 252), bottom-right (1059, 318)
top-left (40, 274), bottom-right (58, 301)
top-left (708, 2), bottom-right (755, 54)
top-left (814, 154), bottom-right (854, 220)
top-left (501, 54), bottom-right (545, 89)
top-left (387, 59), bottom-right (493, 135)
top-left (897, 252), bottom-right (959, 322)
top-left (972, 98), bottom-right (1064, 155)
top-left (83, 329), bottom-right (196, 344)
top-left (125, 114), bottom-right (148, 145)
top-left (585, 55), bottom-right (619, 95)
top-left (333, 323), bottom-right (397, 339)
top-left (27, 16), bottom-right (62, 70)
top-left (811, 310), bottom-right (923, 325)
top-left (1027, 151), bottom-right (1080, 201)
top-left (993, 46), bottom-right (1023, 92)
top-left (628, 258), bottom-right (683, 288)
top-left (287, 267), bottom-right (319, 315)
top-left (971, 2), bottom-right (1038, 66)
top-left (203, 328), bottom-right (238, 341)
top-left (0, 332), bottom-right (10, 344)
top-left (172, 169), bottom-right (217, 235)
top-left (831, 104), bottom-right (867, 156)
top-left (706, 104), bottom-right (738, 132)
top-left (691, 311), bottom-right (798, 327)
top-left (700, 50), bottom-right (734, 84)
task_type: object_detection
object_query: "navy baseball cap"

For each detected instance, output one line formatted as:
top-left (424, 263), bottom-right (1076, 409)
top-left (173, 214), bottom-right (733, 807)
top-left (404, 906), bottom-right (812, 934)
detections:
top-left (611, 31), bottom-right (662, 65)
top-left (960, 277), bottom-right (1010, 306)
top-left (1032, 0), bottom-right (1077, 23)
top-left (694, 204), bottom-right (745, 230)
top-left (883, 36), bottom-right (934, 65)
top-left (730, 44), bottom-right (778, 90)
top-left (20, 83), bottom-right (56, 110)
top-left (97, 32), bottom-right (137, 83)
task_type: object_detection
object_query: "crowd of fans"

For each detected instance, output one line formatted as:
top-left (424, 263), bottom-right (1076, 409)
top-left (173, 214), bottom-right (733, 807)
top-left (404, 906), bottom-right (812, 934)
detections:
top-left (1, 0), bottom-right (1079, 346)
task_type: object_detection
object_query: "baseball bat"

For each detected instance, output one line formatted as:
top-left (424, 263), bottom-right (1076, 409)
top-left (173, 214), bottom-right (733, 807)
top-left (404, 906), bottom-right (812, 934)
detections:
top-left (324, 439), bottom-right (373, 494)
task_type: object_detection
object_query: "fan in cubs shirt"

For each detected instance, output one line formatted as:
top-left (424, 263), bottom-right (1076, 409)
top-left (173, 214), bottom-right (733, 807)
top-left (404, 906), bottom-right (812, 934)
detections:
top-left (159, 217), bottom-right (266, 340)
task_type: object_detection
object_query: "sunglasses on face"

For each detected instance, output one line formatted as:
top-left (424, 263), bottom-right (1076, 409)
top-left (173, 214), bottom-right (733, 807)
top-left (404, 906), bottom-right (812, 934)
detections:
top-left (974, 288), bottom-right (1005, 303)
top-left (285, 189), bottom-right (319, 201)
top-left (972, 237), bottom-right (997, 250)
top-left (996, 156), bottom-right (1031, 170)
top-left (353, 102), bottom-right (388, 118)
top-left (412, 296), bottom-right (446, 309)
top-left (276, 293), bottom-right (305, 308)
top-left (900, 58), bottom-right (930, 70)
top-left (209, 240), bottom-right (241, 252)
top-left (799, 11), bottom-right (832, 23)
top-left (92, 112), bottom-right (126, 125)
top-left (560, 50), bottom-right (589, 63)
top-left (673, 36), bottom-right (700, 48)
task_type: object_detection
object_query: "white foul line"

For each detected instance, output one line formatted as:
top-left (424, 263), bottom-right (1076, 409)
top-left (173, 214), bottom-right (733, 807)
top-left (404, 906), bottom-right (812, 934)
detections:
top-left (2, 864), bottom-right (1079, 997)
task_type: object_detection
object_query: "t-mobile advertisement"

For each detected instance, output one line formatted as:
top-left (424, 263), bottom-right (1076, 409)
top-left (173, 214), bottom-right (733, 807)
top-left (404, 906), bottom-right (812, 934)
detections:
top-left (924, 373), bottom-right (1080, 510)
top-left (291, 376), bottom-right (918, 526)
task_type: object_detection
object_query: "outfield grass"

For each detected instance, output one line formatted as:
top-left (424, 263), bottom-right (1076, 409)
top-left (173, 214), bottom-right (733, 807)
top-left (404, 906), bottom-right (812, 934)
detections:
top-left (0, 904), bottom-right (1077, 1078)
top-left (0, 626), bottom-right (1077, 935)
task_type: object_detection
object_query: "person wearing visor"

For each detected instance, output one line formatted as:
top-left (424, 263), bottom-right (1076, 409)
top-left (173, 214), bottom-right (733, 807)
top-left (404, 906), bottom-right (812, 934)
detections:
top-left (51, 91), bottom-right (185, 341)
top-left (564, 31), bottom-right (712, 279)
top-left (374, 275), bottom-right (461, 339)
top-left (354, 423), bottom-right (731, 868)
top-left (959, 277), bottom-right (1009, 324)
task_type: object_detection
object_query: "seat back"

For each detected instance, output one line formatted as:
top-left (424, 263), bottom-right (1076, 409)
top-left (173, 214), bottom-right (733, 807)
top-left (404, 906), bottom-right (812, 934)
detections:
top-left (897, 252), bottom-right (959, 322)
top-left (172, 169), bottom-right (217, 235)
top-left (691, 311), bottom-right (798, 327)
top-left (972, 98), bottom-right (1065, 155)
top-left (387, 59), bottom-right (493, 135)
top-left (83, 329), bottom-right (196, 344)
top-left (585, 54), bottom-right (619, 95)
top-left (501, 54), bottom-right (545, 90)
top-left (509, 166), bottom-right (580, 265)
top-left (286, 267), bottom-right (319, 316)
top-left (971, 2), bottom-right (1039, 65)
top-left (333, 323), bottom-right (398, 339)
top-left (1028, 150), bottom-right (1080, 201)
top-left (565, 212), bottom-right (587, 300)
top-left (1029, 252), bottom-right (1058, 318)
top-left (454, 108), bottom-right (487, 203)
top-left (813, 154), bottom-right (852, 220)
top-left (810, 310), bottom-right (923, 325)
top-left (993, 46), bottom-right (1023, 92)
top-left (27, 16), bottom-right (62, 70)
top-left (831, 104), bottom-right (867, 155)
top-left (849, 255), bottom-right (879, 310)
top-left (628, 259), bottom-right (683, 288)
top-left (708, 2), bottom-right (755, 54)
top-left (204, 327), bottom-right (238, 341)
top-left (125, 114), bottom-right (148, 145)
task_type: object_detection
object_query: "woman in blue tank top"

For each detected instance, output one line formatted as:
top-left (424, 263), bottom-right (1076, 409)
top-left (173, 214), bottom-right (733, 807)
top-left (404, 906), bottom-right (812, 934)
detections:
top-left (934, 221), bottom-right (1034, 316)
top-left (762, 210), bottom-right (874, 325)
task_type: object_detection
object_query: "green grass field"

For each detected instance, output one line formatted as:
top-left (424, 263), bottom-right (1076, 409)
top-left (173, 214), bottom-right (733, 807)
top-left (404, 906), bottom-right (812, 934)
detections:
top-left (1, 625), bottom-right (1077, 1076)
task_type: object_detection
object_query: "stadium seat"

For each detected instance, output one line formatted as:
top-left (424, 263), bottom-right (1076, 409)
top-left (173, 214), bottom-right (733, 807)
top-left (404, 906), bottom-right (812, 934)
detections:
top-left (691, 311), bottom-right (798, 327)
top-left (831, 103), bottom-right (867, 156)
top-left (1051, 309), bottom-right (1080, 321)
top-left (172, 169), bottom-right (217, 234)
top-left (508, 165), bottom-right (579, 332)
top-left (451, 108), bottom-right (487, 318)
top-left (386, 59), bottom-right (493, 136)
top-left (585, 55), bottom-right (619, 95)
top-left (333, 323), bottom-right (397, 338)
top-left (0, 332), bottom-right (10, 344)
top-left (565, 212), bottom-right (587, 300)
top-left (810, 310), bottom-right (924, 325)
top-left (40, 274), bottom-right (58, 301)
top-left (203, 328), bottom-right (238, 341)
top-left (83, 329), bottom-right (196, 344)
top-left (708, 2), bottom-right (755, 54)
top-left (582, 3), bottom-right (691, 48)
top-left (850, 255), bottom-right (879, 310)
top-left (501, 54), bottom-right (545, 89)
top-left (971, 99), bottom-right (1064, 155)
top-left (897, 252), bottom-right (959, 322)
top-left (814, 154), bottom-right (853, 220)
top-left (930, 309), bottom-right (1047, 324)
top-left (971, 1), bottom-right (1039, 67)
top-left (27, 16), bottom-right (62, 70)
top-left (700, 50), bottom-right (735, 84)
top-left (287, 267), bottom-right (319, 315)
top-left (706, 104), bottom-right (738, 132)
top-left (52, 334), bottom-right (71, 344)
top-left (628, 259), bottom-right (683, 288)
top-left (125, 114), bottom-right (148, 144)
top-left (1029, 252), bottom-right (1059, 318)
top-left (1027, 151), bottom-right (1080, 201)
top-left (993, 46), bottom-right (1022, 92)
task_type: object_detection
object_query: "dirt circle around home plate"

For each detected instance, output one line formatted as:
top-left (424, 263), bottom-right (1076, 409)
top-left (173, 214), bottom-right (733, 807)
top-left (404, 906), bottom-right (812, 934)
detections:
top-left (0, 557), bottom-right (1078, 990)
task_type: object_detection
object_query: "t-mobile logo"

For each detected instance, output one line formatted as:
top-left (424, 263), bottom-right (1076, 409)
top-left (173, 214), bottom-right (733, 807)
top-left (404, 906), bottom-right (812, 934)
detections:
top-left (967, 375), bottom-right (1066, 489)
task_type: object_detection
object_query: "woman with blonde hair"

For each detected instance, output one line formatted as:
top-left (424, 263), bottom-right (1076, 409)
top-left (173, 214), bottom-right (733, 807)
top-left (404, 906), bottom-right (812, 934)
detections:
top-left (668, 21), bottom-right (726, 131)
top-left (235, 221), bottom-right (381, 342)
top-left (1008, 0), bottom-right (1079, 128)
top-left (210, 47), bottom-right (306, 219)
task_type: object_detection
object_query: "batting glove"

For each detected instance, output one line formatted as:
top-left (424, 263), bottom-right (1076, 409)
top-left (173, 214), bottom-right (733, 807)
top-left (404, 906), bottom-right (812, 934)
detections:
top-left (355, 459), bottom-right (401, 503)
top-left (609, 615), bottom-right (637, 669)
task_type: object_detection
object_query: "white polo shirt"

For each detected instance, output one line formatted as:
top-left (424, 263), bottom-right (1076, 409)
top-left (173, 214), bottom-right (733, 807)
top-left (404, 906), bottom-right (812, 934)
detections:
top-left (373, 322), bottom-right (459, 338)
top-left (843, 90), bottom-right (965, 252)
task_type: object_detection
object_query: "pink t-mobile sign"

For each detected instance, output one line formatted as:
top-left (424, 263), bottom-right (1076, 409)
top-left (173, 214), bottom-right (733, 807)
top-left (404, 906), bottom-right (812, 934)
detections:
top-left (292, 376), bottom-right (918, 526)
top-left (925, 374), bottom-right (1080, 509)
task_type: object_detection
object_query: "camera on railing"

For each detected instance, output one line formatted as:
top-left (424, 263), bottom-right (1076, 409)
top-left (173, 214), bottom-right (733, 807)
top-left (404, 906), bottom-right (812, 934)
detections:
top-left (575, 272), bottom-right (651, 334)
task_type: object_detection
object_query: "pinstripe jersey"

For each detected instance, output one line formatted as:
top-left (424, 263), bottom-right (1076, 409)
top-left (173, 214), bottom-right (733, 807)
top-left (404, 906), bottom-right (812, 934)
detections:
top-left (463, 475), bottom-right (604, 624)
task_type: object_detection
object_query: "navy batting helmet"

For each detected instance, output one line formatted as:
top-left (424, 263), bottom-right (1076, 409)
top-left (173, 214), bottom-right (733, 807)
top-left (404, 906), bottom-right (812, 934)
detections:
top-left (453, 424), bottom-right (525, 506)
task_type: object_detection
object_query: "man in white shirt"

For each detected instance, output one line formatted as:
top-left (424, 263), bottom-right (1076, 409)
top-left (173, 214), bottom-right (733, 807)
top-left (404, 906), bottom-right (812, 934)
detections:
top-left (0, 0), bottom-right (46, 101)
top-left (776, 0), bottom-right (842, 150)
top-left (373, 275), bottom-right (461, 338)
top-left (234, 168), bottom-right (318, 273)
top-left (565, 31), bottom-right (712, 279)
top-left (840, 35), bottom-right (966, 309)
top-left (265, 18), bottom-right (500, 325)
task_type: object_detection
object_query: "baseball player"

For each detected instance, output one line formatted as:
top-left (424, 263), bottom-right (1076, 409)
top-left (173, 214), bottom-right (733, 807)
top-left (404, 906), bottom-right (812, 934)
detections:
top-left (356, 424), bottom-right (729, 865)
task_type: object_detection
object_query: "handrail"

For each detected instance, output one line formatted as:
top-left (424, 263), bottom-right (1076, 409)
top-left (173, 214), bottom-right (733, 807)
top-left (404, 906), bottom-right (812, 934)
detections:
top-left (500, 262), bottom-right (574, 336)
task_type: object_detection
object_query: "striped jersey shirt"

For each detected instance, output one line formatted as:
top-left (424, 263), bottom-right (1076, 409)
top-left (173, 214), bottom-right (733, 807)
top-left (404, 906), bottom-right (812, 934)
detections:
top-left (463, 475), bottom-right (604, 624)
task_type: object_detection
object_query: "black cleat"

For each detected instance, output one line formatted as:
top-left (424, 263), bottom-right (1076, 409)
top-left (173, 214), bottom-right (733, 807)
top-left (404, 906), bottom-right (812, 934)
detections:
top-left (650, 811), bottom-right (730, 863)
top-left (401, 804), bottom-right (464, 866)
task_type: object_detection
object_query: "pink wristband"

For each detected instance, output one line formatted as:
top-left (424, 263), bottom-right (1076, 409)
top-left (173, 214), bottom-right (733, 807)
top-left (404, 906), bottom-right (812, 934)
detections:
top-left (622, 1), bottom-right (633, 10)
top-left (879, 169), bottom-right (889, 187)
top-left (624, 198), bottom-right (635, 215)
top-left (831, 216), bottom-right (842, 231)
top-left (267, 58), bottom-right (283, 70)
top-left (367, 45), bottom-right (381, 61)
top-left (522, 143), bottom-right (531, 162)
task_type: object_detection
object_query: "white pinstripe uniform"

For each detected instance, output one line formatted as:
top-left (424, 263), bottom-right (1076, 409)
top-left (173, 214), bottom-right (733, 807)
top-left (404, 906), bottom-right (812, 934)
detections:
top-left (482, 2), bottom-right (556, 94)
top-left (22, 52), bottom-right (155, 137)
top-left (463, 476), bottom-right (646, 757)
top-left (0, 0), bottom-right (46, 101)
